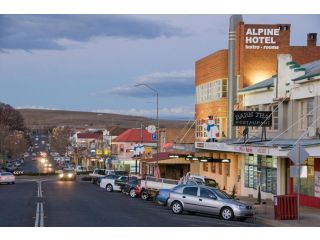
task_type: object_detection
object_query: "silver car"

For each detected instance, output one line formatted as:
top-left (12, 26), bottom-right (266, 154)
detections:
top-left (167, 185), bottom-right (253, 221)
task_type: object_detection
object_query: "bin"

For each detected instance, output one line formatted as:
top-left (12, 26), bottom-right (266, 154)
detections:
top-left (273, 195), bottom-right (298, 220)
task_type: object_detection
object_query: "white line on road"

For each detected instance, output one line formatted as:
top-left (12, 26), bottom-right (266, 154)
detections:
top-left (40, 203), bottom-right (44, 227)
top-left (34, 203), bottom-right (40, 227)
top-left (34, 181), bottom-right (45, 227)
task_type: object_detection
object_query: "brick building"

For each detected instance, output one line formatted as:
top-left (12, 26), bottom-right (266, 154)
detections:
top-left (194, 16), bottom-right (320, 198)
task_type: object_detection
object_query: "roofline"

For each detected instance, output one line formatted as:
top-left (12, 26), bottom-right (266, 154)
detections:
top-left (238, 86), bottom-right (274, 95)
top-left (292, 73), bottom-right (320, 82)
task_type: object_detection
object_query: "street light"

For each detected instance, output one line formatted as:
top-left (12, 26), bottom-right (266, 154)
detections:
top-left (134, 83), bottom-right (159, 175)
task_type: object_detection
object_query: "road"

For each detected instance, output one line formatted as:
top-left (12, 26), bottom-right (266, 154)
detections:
top-left (0, 176), bottom-right (265, 227)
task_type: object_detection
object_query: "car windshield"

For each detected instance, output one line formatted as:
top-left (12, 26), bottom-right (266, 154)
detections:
top-left (214, 189), bottom-right (232, 199)
top-left (63, 170), bottom-right (75, 173)
top-left (205, 178), bottom-right (217, 187)
top-left (2, 173), bottom-right (12, 176)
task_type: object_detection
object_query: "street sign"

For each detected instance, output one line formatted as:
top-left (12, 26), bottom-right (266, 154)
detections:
top-left (288, 144), bottom-right (309, 165)
top-left (152, 133), bottom-right (157, 141)
top-left (147, 125), bottom-right (156, 134)
top-left (290, 166), bottom-right (308, 178)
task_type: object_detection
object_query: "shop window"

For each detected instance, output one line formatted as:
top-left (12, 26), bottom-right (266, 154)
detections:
top-left (293, 157), bottom-right (315, 197)
top-left (203, 163), bottom-right (208, 172)
top-left (211, 163), bottom-right (216, 173)
top-left (244, 154), bottom-right (277, 194)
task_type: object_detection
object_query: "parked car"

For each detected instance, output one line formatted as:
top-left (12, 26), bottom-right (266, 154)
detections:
top-left (167, 185), bottom-right (253, 221)
top-left (100, 175), bottom-right (128, 192)
top-left (96, 173), bottom-right (120, 186)
top-left (121, 178), bottom-right (141, 198)
top-left (0, 172), bottom-right (16, 184)
top-left (58, 169), bottom-right (76, 181)
top-left (115, 176), bottom-right (138, 190)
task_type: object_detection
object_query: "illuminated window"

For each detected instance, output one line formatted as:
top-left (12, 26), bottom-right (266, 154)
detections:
top-left (196, 79), bottom-right (228, 104)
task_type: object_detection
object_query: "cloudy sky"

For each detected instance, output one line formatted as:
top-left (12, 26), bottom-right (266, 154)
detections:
top-left (0, 14), bottom-right (319, 119)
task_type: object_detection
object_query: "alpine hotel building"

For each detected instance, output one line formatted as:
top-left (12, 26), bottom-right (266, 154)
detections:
top-left (194, 15), bottom-right (320, 208)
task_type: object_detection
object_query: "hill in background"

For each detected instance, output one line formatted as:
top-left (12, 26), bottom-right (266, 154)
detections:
top-left (18, 109), bottom-right (191, 130)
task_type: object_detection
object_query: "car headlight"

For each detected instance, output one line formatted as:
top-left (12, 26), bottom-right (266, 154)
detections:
top-left (59, 174), bottom-right (64, 178)
top-left (237, 205), bottom-right (247, 209)
top-left (68, 173), bottom-right (73, 178)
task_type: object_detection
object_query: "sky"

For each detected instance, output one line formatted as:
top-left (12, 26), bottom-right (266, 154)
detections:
top-left (0, 14), bottom-right (319, 120)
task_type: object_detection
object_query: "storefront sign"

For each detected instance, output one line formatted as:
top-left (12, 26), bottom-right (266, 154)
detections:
top-left (315, 171), bottom-right (320, 198)
top-left (245, 27), bottom-right (280, 50)
top-left (233, 111), bottom-right (272, 126)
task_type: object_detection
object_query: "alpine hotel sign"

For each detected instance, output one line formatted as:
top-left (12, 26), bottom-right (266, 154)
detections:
top-left (233, 111), bottom-right (272, 127)
top-left (245, 27), bottom-right (280, 50)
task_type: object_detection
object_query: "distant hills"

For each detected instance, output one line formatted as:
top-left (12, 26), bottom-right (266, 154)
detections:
top-left (18, 109), bottom-right (191, 130)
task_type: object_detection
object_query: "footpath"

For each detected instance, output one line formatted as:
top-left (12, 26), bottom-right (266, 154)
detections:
top-left (239, 196), bottom-right (320, 227)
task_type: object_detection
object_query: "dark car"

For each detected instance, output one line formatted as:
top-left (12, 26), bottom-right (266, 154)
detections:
top-left (115, 176), bottom-right (138, 190)
top-left (122, 178), bottom-right (141, 198)
top-left (59, 169), bottom-right (76, 181)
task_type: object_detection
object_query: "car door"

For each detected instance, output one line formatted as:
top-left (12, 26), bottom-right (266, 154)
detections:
top-left (198, 187), bottom-right (220, 215)
top-left (180, 186), bottom-right (199, 212)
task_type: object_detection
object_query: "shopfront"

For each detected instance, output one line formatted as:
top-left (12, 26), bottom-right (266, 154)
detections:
top-left (290, 157), bottom-right (320, 208)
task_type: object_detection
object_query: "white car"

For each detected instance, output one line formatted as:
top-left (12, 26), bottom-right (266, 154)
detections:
top-left (99, 175), bottom-right (125, 192)
top-left (0, 172), bottom-right (16, 184)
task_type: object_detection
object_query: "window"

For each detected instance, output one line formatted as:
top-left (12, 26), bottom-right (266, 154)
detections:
top-left (218, 163), bottom-right (222, 175)
top-left (267, 105), bottom-right (279, 131)
top-left (299, 99), bottom-right (314, 130)
top-left (203, 163), bottom-right (208, 172)
top-left (211, 163), bottom-right (216, 173)
top-left (183, 187), bottom-right (198, 196)
top-left (225, 163), bottom-right (230, 176)
top-left (244, 154), bottom-right (277, 194)
top-left (200, 188), bottom-right (216, 199)
top-left (196, 79), bottom-right (228, 104)
top-left (294, 157), bottom-right (315, 197)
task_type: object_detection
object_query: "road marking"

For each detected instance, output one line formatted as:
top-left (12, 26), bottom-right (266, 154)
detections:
top-left (34, 203), bottom-right (40, 227)
top-left (40, 203), bottom-right (44, 227)
top-left (34, 181), bottom-right (45, 227)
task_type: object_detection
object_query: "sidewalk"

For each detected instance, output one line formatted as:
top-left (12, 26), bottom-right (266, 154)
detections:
top-left (239, 196), bottom-right (320, 227)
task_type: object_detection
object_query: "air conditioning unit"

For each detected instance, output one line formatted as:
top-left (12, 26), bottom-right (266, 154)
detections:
top-left (307, 127), bottom-right (316, 137)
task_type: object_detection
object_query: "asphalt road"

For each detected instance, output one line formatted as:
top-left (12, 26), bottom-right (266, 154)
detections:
top-left (0, 176), bottom-right (265, 227)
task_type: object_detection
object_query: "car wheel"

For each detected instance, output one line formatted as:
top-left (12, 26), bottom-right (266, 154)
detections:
top-left (129, 188), bottom-right (137, 198)
top-left (171, 201), bottom-right (183, 214)
top-left (220, 207), bottom-right (234, 221)
top-left (91, 179), bottom-right (96, 184)
top-left (12, 182), bottom-right (15, 185)
top-left (106, 184), bottom-right (113, 192)
top-left (141, 191), bottom-right (148, 200)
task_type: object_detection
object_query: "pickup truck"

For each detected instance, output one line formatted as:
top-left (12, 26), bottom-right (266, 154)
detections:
top-left (139, 176), bottom-right (179, 200)
top-left (89, 169), bottom-right (128, 184)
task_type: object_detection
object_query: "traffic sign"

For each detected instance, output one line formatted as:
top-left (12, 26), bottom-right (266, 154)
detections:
top-left (152, 133), bottom-right (157, 141)
top-left (147, 125), bottom-right (156, 134)
top-left (288, 144), bottom-right (309, 165)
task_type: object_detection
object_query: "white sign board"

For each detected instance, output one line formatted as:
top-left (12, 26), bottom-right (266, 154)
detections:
top-left (146, 125), bottom-right (156, 134)
top-left (288, 145), bottom-right (309, 165)
top-left (290, 166), bottom-right (308, 178)
top-left (315, 171), bottom-right (320, 198)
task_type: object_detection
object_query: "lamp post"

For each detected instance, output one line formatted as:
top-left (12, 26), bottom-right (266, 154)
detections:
top-left (134, 84), bottom-right (159, 173)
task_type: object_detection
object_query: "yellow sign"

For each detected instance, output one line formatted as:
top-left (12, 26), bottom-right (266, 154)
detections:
top-left (104, 149), bottom-right (109, 155)
top-left (96, 149), bottom-right (102, 155)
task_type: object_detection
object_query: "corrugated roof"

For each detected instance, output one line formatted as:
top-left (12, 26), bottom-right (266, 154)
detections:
top-left (292, 59), bottom-right (320, 81)
top-left (114, 129), bottom-right (155, 142)
top-left (238, 77), bottom-right (274, 93)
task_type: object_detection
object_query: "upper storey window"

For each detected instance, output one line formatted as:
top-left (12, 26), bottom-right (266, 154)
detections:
top-left (196, 79), bottom-right (228, 104)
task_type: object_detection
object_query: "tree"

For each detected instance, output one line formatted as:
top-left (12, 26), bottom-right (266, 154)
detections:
top-left (0, 103), bottom-right (27, 161)
top-left (0, 103), bottom-right (25, 131)
top-left (50, 127), bottom-right (71, 155)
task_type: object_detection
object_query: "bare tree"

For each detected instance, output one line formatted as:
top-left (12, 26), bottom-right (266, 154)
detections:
top-left (50, 127), bottom-right (71, 155)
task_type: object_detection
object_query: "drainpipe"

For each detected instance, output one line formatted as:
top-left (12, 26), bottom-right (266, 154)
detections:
top-left (228, 15), bottom-right (243, 139)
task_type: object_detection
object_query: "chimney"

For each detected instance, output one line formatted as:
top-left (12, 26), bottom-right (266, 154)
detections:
top-left (307, 33), bottom-right (317, 47)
